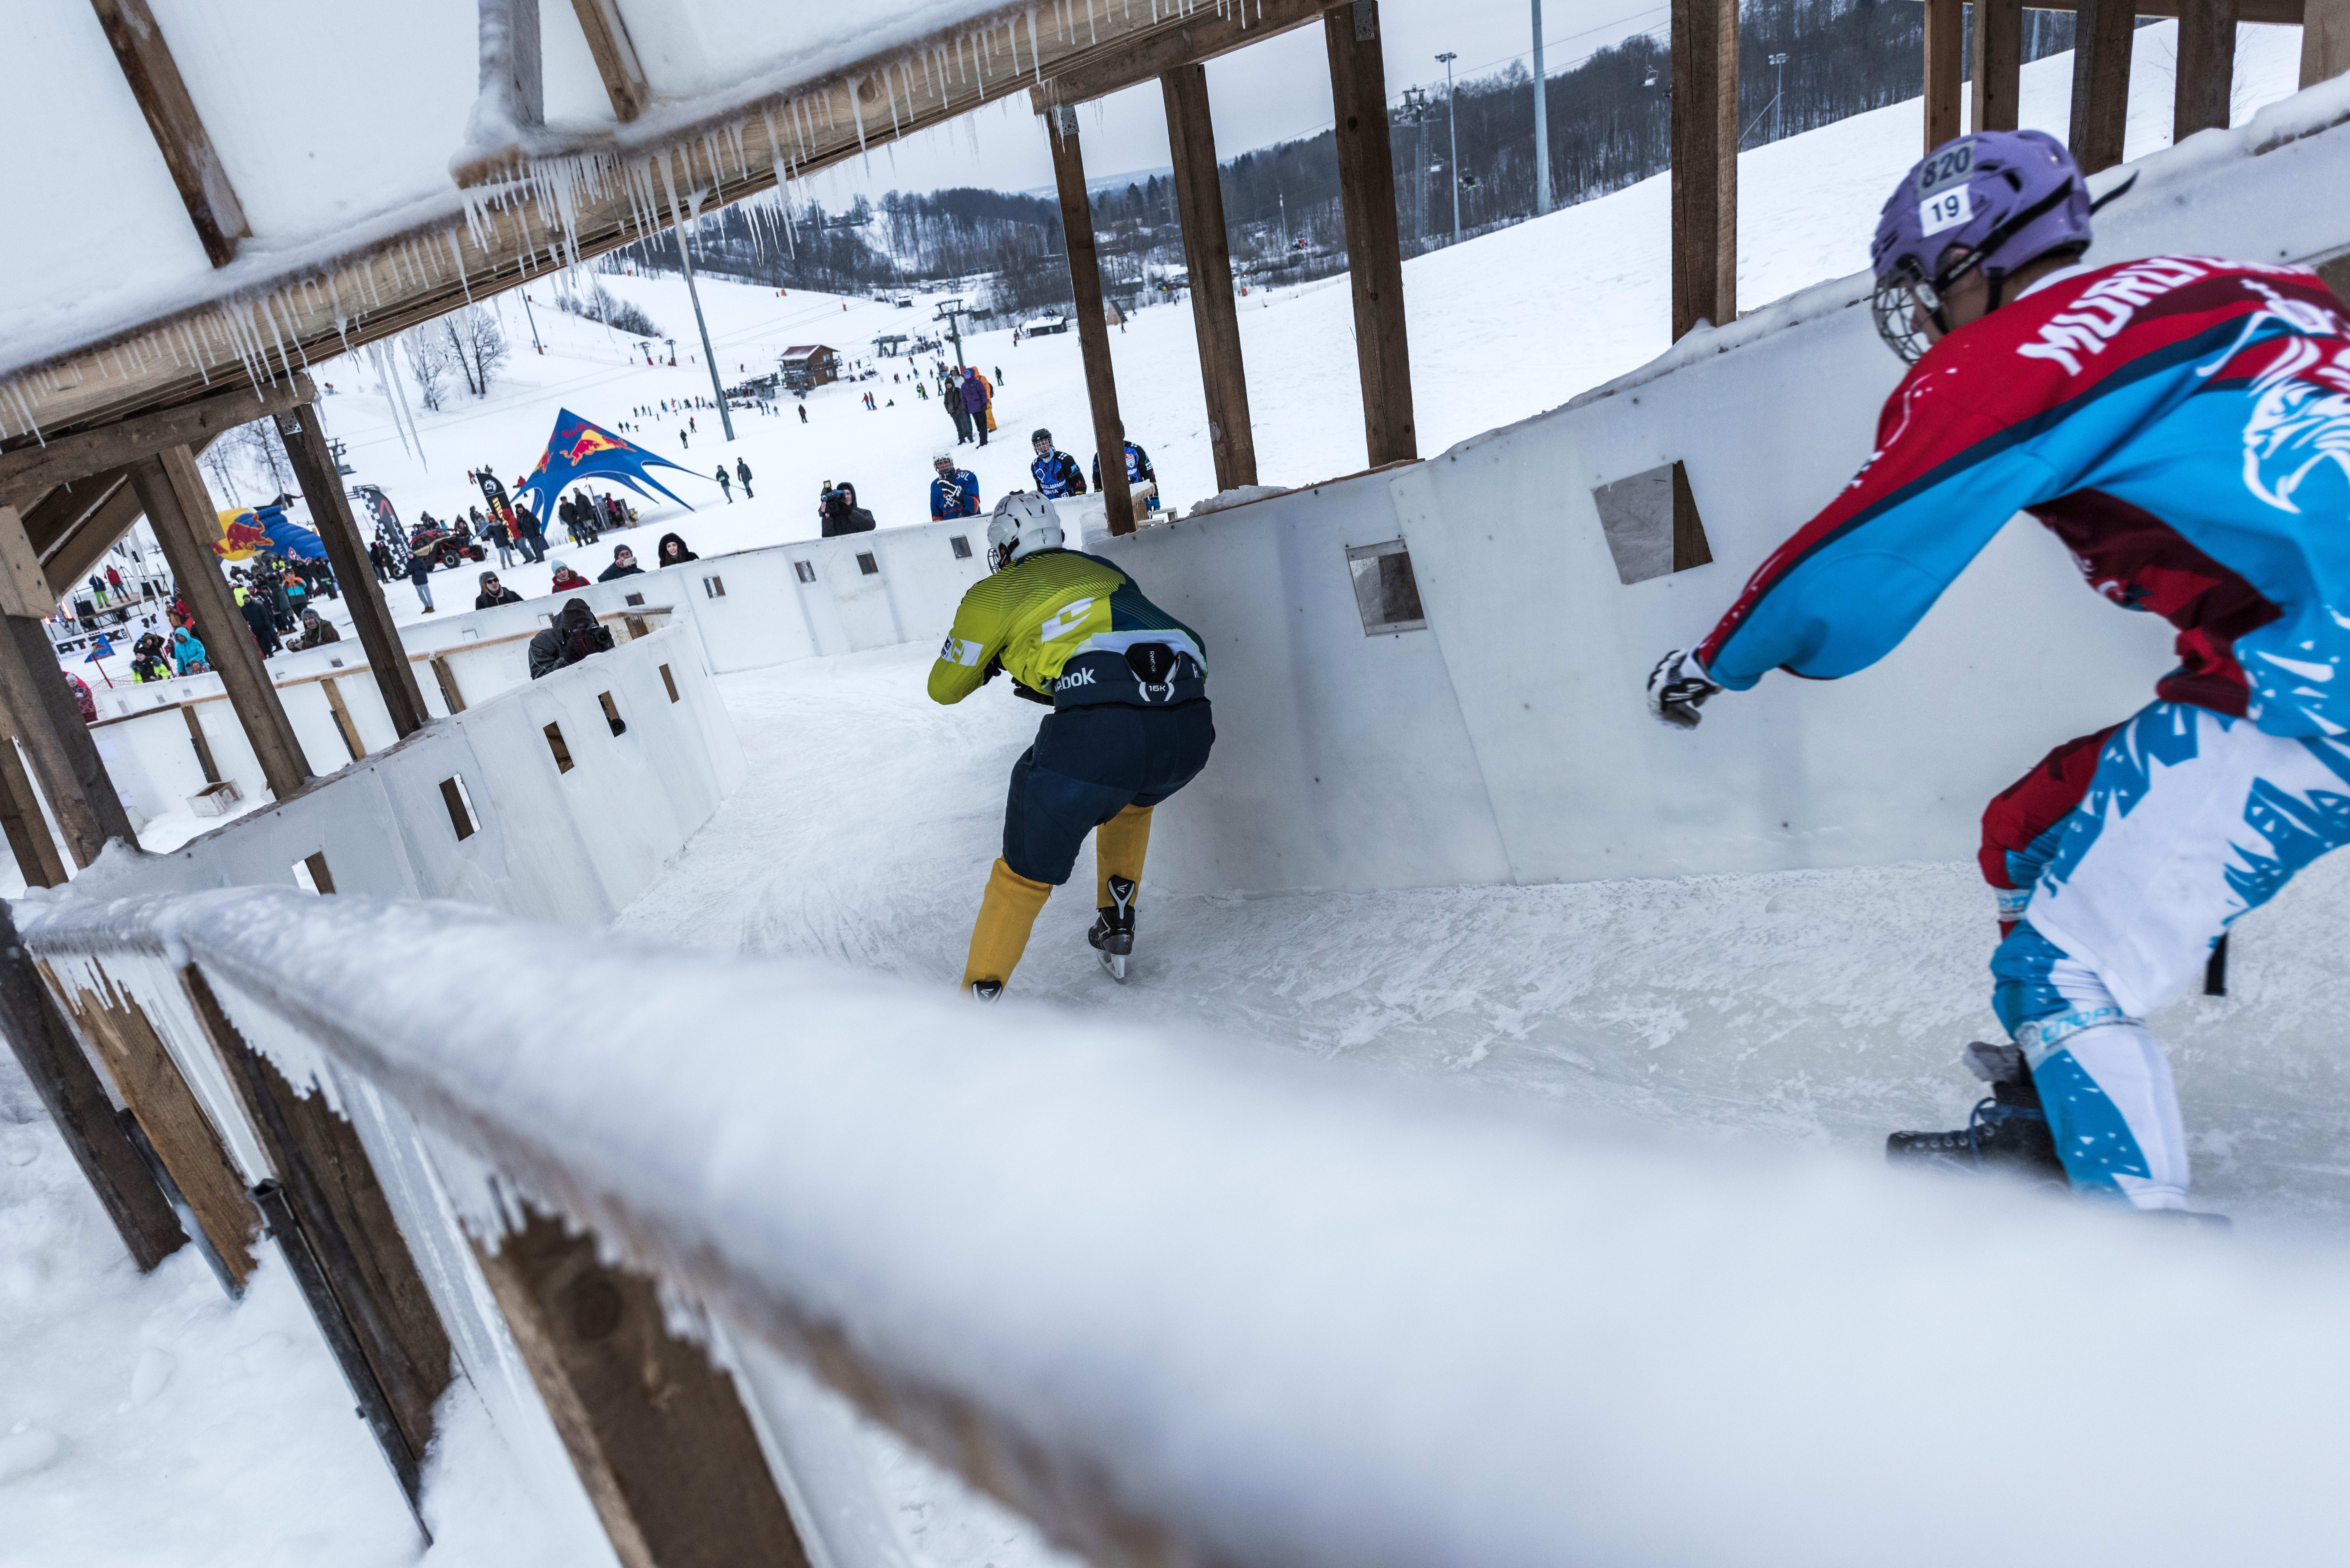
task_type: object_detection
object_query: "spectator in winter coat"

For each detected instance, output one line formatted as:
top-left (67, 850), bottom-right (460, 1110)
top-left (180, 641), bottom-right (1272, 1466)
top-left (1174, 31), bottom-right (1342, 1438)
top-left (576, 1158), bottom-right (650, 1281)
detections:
top-left (368, 540), bottom-right (392, 582)
top-left (930, 452), bottom-right (979, 519)
top-left (735, 457), bottom-right (754, 498)
top-left (286, 608), bottom-right (341, 650)
top-left (819, 483), bottom-right (876, 537)
top-left (958, 370), bottom-right (989, 446)
top-left (715, 465), bottom-right (733, 502)
top-left (65, 671), bottom-right (95, 724)
top-left (407, 550), bottom-right (436, 613)
top-left (241, 591), bottom-right (282, 654)
top-left (170, 627), bottom-right (208, 675)
top-left (513, 504), bottom-right (549, 565)
top-left (656, 533), bottom-right (698, 567)
top-left (483, 514), bottom-right (515, 568)
top-left (474, 571), bottom-right (524, 610)
top-left (1030, 429), bottom-right (1087, 499)
top-left (598, 545), bottom-right (644, 582)
top-left (130, 632), bottom-right (169, 684)
top-left (549, 561), bottom-right (593, 592)
top-left (528, 599), bottom-right (614, 680)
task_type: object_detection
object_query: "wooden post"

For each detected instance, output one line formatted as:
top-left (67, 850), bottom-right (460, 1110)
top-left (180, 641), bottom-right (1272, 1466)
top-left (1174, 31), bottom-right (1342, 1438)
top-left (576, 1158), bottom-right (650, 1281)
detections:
top-left (1325, 1), bottom-right (1419, 465)
top-left (186, 969), bottom-right (452, 1480)
top-left (2175, 0), bottom-right (2239, 139)
top-left (1670, 0), bottom-right (1740, 339)
top-left (0, 902), bottom-right (186, 1271)
top-left (431, 656), bottom-right (466, 714)
top-left (2069, 0), bottom-right (2135, 174)
top-left (1924, 0), bottom-right (1965, 150)
top-left (2305, 0), bottom-right (2350, 87)
top-left (0, 735), bottom-right (68, 887)
top-left (181, 703), bottom-right (221, 784)
top-left (131, 446), bottom-right (311, 800)
top-left (1043, 104), bottom-right (1138, 534)
top-left (473, 1205), bottom-right (813, 1568)
top-left (1163, 64), bottom-right (1258, 493)
top-left (1972, 0), bottom-right (2026, 133)
top-left (0, 617), bottom-right (139, 868)
top-left (275, 406), bottom-right (431, 740)
top-left (88, 0), bottom-right (250, 268)
top-left (49, 962), bottom-right (259, 1291)
top-left (320, 678), bottom-right (364, 763)
top-left (570, 0), bottom-right (649, 121)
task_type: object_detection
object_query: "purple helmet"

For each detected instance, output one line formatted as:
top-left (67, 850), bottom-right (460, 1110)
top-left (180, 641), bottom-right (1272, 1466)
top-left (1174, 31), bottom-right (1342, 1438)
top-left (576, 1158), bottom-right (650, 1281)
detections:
top-left (1868, 129), bottom-right (2092, 362)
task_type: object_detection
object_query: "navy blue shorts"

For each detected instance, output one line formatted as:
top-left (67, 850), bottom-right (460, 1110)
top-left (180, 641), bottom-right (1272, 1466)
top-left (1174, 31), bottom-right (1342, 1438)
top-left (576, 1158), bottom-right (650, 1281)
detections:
top-left (1002, 702), bottom-right (1215, 886)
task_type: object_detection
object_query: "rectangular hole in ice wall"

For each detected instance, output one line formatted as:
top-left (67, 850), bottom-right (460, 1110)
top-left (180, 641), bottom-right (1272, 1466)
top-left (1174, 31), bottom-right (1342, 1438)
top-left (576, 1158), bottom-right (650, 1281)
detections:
top-left (598, 691), bottom-right (626, 736)
top-left (624, 592), bottom-right (645, 607)
top-left (290, 851), bottom-right (336, 894)
top-left (1345, 541), bottom-right (1428, 636)
top-left (440, 774), bottom-right (478, 841)
top-left (703, 575), bottom-right (725, 598)
top-left (950, 535), bottom-right (972, 559)
top-left (856, 553), bottom-right (879, 576)
top-left (1591, 461), bottom-right (1713, 584)
top-left (793, 560), bottom-right (815, 584)
top-left (544, 721), bottom-right (574, 774)
top-left (659, 663), bottom-right (679, 703)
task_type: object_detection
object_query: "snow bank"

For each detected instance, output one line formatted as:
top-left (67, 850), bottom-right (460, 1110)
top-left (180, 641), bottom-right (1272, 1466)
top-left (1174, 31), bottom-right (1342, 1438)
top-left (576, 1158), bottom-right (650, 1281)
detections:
top-left (23, 884), bottom-right (2350, 1567)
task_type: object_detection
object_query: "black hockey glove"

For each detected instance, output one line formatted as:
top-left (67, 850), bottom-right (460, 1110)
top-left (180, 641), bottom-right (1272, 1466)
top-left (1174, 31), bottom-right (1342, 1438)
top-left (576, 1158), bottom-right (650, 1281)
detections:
top-left (1646, 648), bottom-right (1723, 731)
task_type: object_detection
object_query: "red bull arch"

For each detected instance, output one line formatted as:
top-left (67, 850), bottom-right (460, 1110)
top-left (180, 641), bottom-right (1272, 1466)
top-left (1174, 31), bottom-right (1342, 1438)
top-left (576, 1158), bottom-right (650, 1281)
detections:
top-left (515, 408), bottom-right (709, 523)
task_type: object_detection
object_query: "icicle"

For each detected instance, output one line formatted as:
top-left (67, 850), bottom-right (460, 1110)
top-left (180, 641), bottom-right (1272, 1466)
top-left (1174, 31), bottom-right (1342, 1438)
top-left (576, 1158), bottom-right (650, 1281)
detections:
top-left (1086, 0), bottom-right (1096, 45)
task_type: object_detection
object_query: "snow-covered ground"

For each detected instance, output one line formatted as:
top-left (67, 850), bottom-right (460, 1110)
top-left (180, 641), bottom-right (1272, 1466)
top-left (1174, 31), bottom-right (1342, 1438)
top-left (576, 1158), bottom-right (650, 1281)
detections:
top-left (3, 24), bottom-right (2331, 1567)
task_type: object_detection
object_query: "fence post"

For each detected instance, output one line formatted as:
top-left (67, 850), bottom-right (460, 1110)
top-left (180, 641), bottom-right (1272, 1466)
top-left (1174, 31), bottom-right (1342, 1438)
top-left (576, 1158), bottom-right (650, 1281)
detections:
top-left (0, 904), bottom-right (185, 1269)
top-left (472, 1204), bottom-right (813, 1568)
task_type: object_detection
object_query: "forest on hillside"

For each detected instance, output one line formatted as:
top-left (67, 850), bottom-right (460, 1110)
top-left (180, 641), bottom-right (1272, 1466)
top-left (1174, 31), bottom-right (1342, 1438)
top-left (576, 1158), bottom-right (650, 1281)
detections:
top-left (616, 0), bottom-right (2080, 320)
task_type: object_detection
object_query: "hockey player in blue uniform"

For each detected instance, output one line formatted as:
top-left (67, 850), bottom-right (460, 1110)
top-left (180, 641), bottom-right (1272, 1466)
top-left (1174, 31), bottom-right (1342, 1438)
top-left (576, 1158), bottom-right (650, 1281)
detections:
top-left (1648, 129), bottom-right (2350, 1218)
top-left (1030, 428), bottom-right (1087, 499)
top-left (930, 450), bottom-right (980, 520)
top-left (1092, 439), bottom-right (1161, 513)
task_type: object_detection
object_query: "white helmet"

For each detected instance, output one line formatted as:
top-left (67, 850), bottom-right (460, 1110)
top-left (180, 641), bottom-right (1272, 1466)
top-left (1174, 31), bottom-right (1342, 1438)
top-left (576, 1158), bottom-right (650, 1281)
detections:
top-left (932, 447), bottom-right (952, 465)
top-left (986, 492), bottom-right (1063, 571)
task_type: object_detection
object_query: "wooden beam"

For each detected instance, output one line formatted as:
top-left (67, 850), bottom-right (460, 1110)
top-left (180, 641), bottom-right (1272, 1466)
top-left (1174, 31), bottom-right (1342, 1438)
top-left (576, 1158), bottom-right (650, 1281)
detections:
top-left (1973, 0), bottom-right (2027, 133)
top-left (0, 377), bottom-right (308, 511)
top-left (0, 615), bottom-right (139, 868)
top-left (1902, 0), bottom-right (2297, 23)
top-left (473, 1205), bottom-right (813, 1568)
top-left (2304, 0), bottom-right (2350, 84)
top-left (1671, 0), bottom-right (1738, 339)
top-left (1039, 0), bottom-right (1343, 107)
top-left (0, 902), bottom-right (185, 1270)
top-left (21, 471), bottom-right (128, 558)
top-left (571, 0), bottom-right (650, 123)
top-left (2070, 0), bottom-right (2137, 172)
top-left (2176, 0), bottom-right (2240, 139)
top-left (1042, 105), bottom-right (1138, 535)
top-left (130, 446), bottom-right (311, 800)
top-left (1925, 0), bottom-right (1965, 151)
top-left (1716, 0), bottom-right (1739, 319)
top-left (87, 0), bottom-right (250, 268)
top-left (1162, 64), bottom-right (1258, 493)
top-left (1325, 1), bottom-right (1418, 467)
top-left (275, 405), bottom-right (432, 739)
top-left (0, 734), bottom-right (68, 888)
top-left (51, 962), bottom-right (259, 1291)
top-left (188, 968), bottom-right (452, 1482)
top-left (44, 480), bottom-right (148, 595)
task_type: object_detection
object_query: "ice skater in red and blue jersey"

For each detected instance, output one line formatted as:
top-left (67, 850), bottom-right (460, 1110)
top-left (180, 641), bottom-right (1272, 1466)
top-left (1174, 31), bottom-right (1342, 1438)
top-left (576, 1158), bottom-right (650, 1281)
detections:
top-left (1647, 129), bottom-right (2350, 1222)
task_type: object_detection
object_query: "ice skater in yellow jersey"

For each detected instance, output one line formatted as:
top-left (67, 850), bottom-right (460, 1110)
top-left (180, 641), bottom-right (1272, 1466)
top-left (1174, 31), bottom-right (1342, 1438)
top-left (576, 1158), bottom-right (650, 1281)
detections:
top-left (930, 493), bottom-right (1215, 998)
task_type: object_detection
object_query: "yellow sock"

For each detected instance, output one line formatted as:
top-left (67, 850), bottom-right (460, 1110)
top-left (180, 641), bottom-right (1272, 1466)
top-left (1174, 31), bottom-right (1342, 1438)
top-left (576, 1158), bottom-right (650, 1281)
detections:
top-left (960, 858), bottom-right (1053, 992)
top-left (1095, 804), bottom-right (1153, 909)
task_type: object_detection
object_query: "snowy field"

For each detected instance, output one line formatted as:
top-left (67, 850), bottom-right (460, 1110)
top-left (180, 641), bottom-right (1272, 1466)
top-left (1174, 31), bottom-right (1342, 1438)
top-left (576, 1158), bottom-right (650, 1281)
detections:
top-left (4, 24), bottom-right (2336, 1568)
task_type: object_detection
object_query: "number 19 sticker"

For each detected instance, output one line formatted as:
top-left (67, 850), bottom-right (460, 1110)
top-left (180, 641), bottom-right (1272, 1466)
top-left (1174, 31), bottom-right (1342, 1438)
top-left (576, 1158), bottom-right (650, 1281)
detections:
top-left (1920, 185), bottom-right (1973, 235)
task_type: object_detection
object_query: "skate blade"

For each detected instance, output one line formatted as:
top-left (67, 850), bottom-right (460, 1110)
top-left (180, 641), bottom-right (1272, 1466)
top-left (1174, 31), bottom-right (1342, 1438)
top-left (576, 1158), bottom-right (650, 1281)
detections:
top-left (1099, 949), bottom-right (1128, 984)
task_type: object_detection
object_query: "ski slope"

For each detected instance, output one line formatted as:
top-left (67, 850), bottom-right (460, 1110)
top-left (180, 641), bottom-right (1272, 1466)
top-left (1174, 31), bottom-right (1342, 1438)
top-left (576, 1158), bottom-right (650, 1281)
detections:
top-left (2, 24), bottom-right (2335, 1568)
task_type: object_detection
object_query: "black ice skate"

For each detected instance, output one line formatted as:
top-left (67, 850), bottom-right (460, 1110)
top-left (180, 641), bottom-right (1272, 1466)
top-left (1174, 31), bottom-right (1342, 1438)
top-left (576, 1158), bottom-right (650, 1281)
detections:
top-left (970, 980), bottom-right (1004, 1003)
top-left (1886, 1041), bottom-right (2067, 1186)
top-left (1089, 874), bottom-right (1137, 983)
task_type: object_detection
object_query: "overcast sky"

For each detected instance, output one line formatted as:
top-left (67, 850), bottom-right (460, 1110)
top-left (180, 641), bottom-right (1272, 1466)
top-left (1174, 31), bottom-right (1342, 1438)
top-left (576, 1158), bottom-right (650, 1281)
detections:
top-left (791, 0), bottom-right (1670, 207)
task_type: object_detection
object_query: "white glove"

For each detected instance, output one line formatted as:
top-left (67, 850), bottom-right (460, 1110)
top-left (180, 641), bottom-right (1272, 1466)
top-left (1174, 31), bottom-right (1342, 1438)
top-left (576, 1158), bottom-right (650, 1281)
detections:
top-left (1646, 648), bottom-right (1723, 730)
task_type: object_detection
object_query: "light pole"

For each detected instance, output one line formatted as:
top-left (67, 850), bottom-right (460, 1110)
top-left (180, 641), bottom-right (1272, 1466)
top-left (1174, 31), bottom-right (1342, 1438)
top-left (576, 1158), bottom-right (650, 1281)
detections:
top-left (517, 288), bottom-right (543, 354)
top-left (672, 212), bottom-right (736, 441)
top-left (1532, 1), bottom-right (1550, 216)
top-left (1770, 53), bottom-right (1789, 143)
top-left (1437, 52), bottom-right (1461, 244)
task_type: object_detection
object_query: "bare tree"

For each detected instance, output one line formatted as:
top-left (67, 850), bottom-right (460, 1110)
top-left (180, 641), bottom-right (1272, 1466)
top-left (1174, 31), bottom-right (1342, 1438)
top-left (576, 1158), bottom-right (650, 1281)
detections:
top-left (403, 326), bottom-right (454, 411)
top-left (438, 305), bottom-right (508, 397)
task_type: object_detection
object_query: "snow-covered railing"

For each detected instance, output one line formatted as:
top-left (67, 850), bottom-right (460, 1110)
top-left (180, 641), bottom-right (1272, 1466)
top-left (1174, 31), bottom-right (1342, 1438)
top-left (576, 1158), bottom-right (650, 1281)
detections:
top-left (20, 883), bottom-right (2350, 1567)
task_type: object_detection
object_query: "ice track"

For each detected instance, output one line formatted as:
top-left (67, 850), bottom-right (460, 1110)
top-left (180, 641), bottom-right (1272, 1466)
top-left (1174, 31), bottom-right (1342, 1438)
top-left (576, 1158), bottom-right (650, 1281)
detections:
top-left (618, 645), bottom-right (2350, 1234)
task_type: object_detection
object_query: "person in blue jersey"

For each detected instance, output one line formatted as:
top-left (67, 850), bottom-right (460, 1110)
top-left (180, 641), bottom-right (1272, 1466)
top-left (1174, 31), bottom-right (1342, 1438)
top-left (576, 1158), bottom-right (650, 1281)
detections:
top-left (1029, 428), bottom-right (1087, 499)
top-left (930, 451), bottom-right (980, 520)
top-left (1647, 129), bottom-right (2350, 1220)
top-left (1090, 439), bottom-right (1160, 511)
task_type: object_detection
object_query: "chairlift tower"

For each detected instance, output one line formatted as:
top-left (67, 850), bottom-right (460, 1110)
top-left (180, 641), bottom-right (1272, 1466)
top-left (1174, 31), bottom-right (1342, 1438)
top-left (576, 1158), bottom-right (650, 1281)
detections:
top-left (933, 298), bottom-right (967, 371)
top-left (1436, 53), bottom-right (1461, 245)
top-left (1769, 53), bottom-right (1790, 144)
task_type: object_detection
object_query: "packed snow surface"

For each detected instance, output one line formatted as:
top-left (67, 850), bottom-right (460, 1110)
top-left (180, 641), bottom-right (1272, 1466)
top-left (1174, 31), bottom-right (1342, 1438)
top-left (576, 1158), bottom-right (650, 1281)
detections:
top-left (5, 27), bottom-right (2339, 1568)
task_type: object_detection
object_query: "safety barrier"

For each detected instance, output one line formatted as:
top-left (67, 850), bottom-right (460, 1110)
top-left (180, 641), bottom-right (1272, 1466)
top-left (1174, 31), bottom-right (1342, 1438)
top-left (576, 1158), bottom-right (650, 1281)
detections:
top-left (19, 883), bottom-right (2349, 1568)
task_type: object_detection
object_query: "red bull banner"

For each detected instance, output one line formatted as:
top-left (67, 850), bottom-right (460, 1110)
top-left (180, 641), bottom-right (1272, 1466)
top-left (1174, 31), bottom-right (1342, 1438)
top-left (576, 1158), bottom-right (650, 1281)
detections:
top-left (514, 408), bottom-right (708, 524)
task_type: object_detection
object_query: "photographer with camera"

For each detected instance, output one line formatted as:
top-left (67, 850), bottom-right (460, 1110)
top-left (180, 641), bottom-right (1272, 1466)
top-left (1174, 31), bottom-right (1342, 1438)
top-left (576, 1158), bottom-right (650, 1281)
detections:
top-left (818, 480), bottom-right (876, 538)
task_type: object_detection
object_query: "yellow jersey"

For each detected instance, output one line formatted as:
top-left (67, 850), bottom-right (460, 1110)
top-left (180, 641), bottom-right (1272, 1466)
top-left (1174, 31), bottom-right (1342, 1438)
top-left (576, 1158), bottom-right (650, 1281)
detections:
top-left (930, 549), bottom-right (1207, 709)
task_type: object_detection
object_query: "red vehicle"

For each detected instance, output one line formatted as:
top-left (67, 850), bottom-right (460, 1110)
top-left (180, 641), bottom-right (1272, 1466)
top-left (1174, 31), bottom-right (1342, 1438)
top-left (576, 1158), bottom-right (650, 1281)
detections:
top-left (407, 519), bottom-right (487, 572)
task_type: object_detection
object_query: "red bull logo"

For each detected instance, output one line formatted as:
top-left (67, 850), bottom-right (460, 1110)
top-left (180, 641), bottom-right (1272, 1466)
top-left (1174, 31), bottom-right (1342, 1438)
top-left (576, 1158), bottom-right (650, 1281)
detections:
top-left (213, 509), bottom-right (270, 560)
top-left (563, 426), bottom-right (626, 464)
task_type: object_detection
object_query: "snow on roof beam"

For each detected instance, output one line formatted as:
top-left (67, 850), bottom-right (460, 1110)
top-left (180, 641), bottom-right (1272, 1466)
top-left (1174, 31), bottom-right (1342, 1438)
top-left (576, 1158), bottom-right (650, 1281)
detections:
top-left (90, 0), bottom-right (250, 269)
top-left (1034, 0), bottom-right (1344, 109)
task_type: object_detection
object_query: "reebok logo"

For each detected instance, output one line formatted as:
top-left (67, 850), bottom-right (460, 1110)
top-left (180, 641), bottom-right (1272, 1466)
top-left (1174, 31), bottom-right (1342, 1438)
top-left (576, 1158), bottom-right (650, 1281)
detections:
top-left (1054, 666), bottom-right (1097, 692)
top-left (2014, 257), bottom-right (2212, 377)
